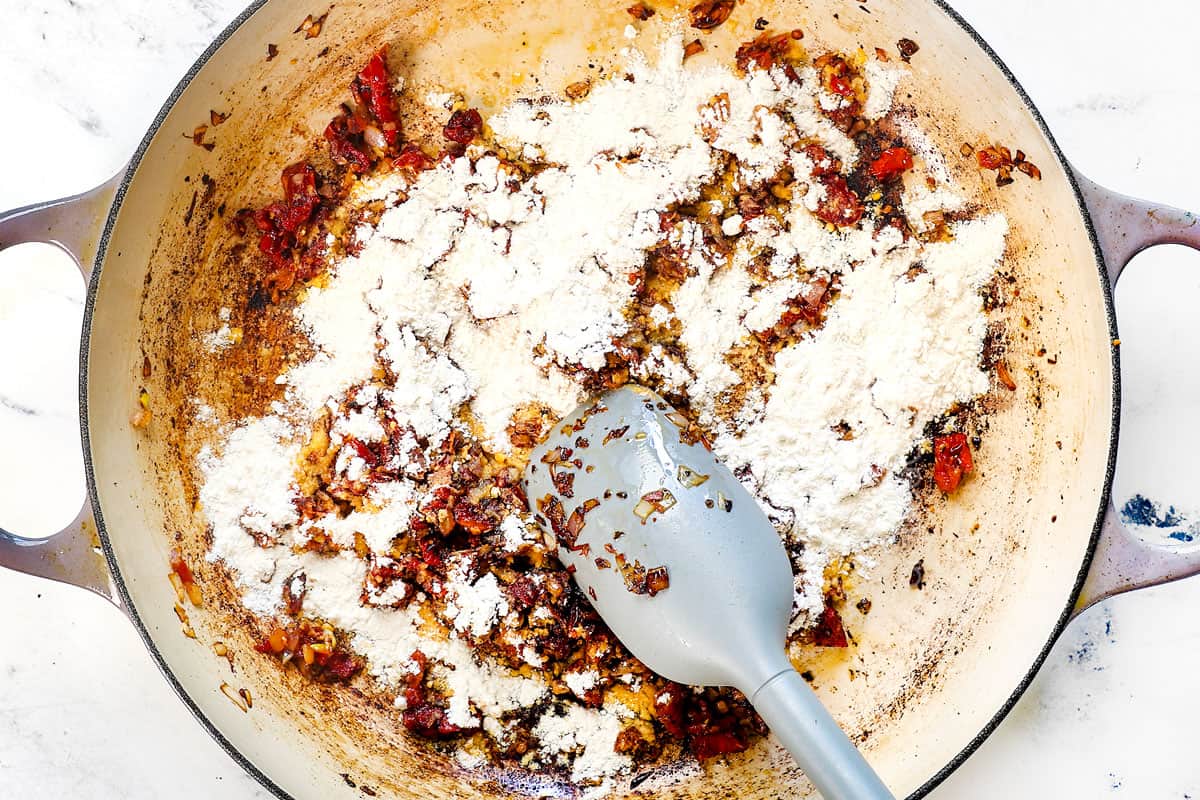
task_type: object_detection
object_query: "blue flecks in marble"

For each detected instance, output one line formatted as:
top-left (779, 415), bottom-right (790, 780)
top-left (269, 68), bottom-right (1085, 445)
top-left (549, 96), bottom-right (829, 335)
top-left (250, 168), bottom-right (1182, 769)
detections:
top-left (1119, 494), bottom-right (1199, 543)
top-left (1067, 605), bottom-right (1116, 671)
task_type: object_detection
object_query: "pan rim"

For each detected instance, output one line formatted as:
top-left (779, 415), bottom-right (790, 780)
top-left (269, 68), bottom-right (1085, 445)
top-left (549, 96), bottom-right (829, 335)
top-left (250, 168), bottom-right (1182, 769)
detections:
top-left (77, 2), bottom-right (1120, 798)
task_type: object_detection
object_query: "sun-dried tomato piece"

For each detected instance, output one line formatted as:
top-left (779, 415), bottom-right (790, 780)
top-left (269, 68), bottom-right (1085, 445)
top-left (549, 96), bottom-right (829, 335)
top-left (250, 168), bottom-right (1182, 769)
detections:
top-left (169, 551), bottom-right (196, 586)
top-left (415, 535), bottom-right (446, 569)
top-left (869, 147), bottom-right (913, 182)
top-left (932, 432), bottom-right (973, 493)
top-left (812, 603), bottom-right (849, 647)
top-left (443, 109), bottom-right (483, 145)
top-left (976, 146), bottom-right (1012, 171)
top-left (403, 703), bottom-right (467, 738)
top-left (693, 731), bottom-right (748, 760)
top-left (537, 494), bottom-right (572, 546)
top-left (393, 144), bottom-right (435, 172)
top-left (351, 47), bottom-right (400, 147)
top-left (454, 502), bottom-right (496, 535)
top-left (813, 175), bottom-right (864, 227)
top-left (322, 650), bottom-right (362, 681)
top-left (816, 53), bottom-right (856, 98)
top-left (654, 683), bottom-right (688, 737)
top-left (801, 143), bottom-right (839, 177)
top-left (324, 111), bottom-right (373, 172)
top-left (506, 575), bottom-right (542, 609)
top-left (734, 31), bottom-right (792, 72)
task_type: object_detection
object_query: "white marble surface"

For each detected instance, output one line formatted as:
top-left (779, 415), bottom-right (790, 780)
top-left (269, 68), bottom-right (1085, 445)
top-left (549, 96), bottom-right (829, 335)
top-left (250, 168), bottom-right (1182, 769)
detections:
top-left (1, 1), bottom-right (1199, 797)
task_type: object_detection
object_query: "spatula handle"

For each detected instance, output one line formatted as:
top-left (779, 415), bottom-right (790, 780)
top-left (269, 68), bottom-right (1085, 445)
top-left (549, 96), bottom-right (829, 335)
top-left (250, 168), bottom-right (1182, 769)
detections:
top-left (751, 669), bottom-right (895, 800)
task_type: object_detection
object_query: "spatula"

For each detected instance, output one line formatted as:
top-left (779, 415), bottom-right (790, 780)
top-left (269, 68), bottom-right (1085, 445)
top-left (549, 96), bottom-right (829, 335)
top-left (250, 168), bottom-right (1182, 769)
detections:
top-left (524, 385), bottom-right (894, 800)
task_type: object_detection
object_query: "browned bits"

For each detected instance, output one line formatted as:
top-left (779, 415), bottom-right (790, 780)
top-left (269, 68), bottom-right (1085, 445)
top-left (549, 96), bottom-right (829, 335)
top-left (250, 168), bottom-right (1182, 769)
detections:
top-left (960, 142), bottom-right (975, 157)
top-left (677, 465), bottom-right (709, 487)
top-left (856, 597), bottom-right (872, 615)
top-left (187, 124), bottom-right (214, 152)
top-left (633, 488), bottom-right (677, 522)
top-left (220, 682), bottom-right (249, 712)
top-left (995, 360), bottom-right (1017, 391)
top-left (174, 603), bottom-right (197, 639)
top-left (754, 16), bottom-right (769, 30)
top-left (565, 507), bottom-right (587, 543)
top-left (689, 0), bottom-right (735, 30)
top-left (874, 46), bottom-right (890, 62)
top-left (141, 355), bottom-right (152, 379)
top-left (735, 31), bottom-right (794, 73)
top-left (566, 81), bottom-right (592, 101)
top-left (644, 566), bottom-right (670, 596)
top-left (239, 687), bottom-right (254, 709)
top-left (595, 557), bottom-right (612, 570)
top-left (683, 39), bottom-right (705, 60)
top-left (1017, 161), bottom-right (1042, 181)
top-left (131, 402), bottom-right (152, 430)
top-left (588, 586), bottom-right (599, 601)
top-left (909, 559), bottom-right (926, 589)
top-left (210, 110), bottom-right (229, 127)
top-left (283, 570), bottom-right (308, 616)
top-left (541, 445), bottom-right (573, 464)
top-left (170, 549), bottom-right (202, 606)
top-left (626, 2), bottom-right (655, 20)
top-left (976, 143), bottom-right (1040, 185)
top-left (602, 425), bottom-right (629, 445)
top-left (295, 11), bottom-right (328, 39)
top-left (266, 43), bottom-right (279, 61)
top-left (552, 470), bottom-right (576, 498)
top-left (897, 37), bottom-right (920, 62)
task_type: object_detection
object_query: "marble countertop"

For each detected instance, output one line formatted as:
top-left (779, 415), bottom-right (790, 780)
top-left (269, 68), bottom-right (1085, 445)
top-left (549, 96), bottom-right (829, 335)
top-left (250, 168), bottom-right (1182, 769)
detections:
top-left (1, 1), bottom-right (1198, 797)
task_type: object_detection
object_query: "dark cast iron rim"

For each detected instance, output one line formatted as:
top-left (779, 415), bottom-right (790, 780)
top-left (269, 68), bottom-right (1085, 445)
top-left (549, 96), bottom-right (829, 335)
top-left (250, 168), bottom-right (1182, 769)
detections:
top-left (77, 2), bottom-right (1120, 798)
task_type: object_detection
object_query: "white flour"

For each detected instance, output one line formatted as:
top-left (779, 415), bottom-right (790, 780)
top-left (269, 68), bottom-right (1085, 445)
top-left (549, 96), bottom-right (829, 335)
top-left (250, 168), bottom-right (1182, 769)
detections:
top-left (197, 23), bottom-right (1008, 785)
top-left (533, 702), bottom-right (633, 783)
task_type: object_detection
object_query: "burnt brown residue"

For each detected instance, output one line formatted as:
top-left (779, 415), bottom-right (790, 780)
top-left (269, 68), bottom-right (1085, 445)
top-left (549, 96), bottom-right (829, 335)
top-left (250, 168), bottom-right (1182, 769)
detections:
top-left (909, 559), bottom-right (926, 590)
top-left (295, 11), bottom-right (329, 39)
top-left (896, 37), bottom-right (920, 62)
top-left (689, 0), bottom-right (735, 30)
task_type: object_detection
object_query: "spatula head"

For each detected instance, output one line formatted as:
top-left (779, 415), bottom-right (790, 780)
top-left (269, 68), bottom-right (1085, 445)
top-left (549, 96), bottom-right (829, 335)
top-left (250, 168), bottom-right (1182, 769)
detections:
top-left (524, 385), bottom-right (795, 690)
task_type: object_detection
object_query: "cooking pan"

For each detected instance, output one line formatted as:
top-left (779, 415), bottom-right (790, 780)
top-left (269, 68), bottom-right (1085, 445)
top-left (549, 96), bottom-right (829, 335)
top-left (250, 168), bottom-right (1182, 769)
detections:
top-left (2, 1), bottom-right (1200, 798)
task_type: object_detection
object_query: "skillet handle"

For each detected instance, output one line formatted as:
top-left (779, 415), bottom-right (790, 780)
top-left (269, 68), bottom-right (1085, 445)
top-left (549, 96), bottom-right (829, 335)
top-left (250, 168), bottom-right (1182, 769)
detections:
top-left (1071, 168), bottom-right (1200, 615)
top-left (0, 172), bottom-right (125, 604)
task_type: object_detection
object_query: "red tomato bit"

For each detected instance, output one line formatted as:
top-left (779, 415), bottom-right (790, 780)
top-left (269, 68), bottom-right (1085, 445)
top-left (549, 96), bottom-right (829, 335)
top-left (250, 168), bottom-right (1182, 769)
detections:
top-left (812, 602), bottom-right (849, 648)
top-left (812, 175), bottom-right (864, 227)
top-left (692, 731), bottom-right (748, 760)
top-left (324, 113), bottom-right (373, 172)
top-left (932, 432), bottom-right (973, 493)
top-left (443, 109), bottom-right (484, 145)
top-left (869, 147), bottom-right (913, 182)
top-left (351, 48), bottom-right (401, 147)
top-left (393, 143), bottom-right (435, 172)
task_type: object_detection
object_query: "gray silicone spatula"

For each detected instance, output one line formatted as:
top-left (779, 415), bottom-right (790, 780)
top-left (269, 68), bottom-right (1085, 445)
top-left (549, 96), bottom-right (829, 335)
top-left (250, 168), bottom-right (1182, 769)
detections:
top-left (524, 385), bottom-right (894, 800)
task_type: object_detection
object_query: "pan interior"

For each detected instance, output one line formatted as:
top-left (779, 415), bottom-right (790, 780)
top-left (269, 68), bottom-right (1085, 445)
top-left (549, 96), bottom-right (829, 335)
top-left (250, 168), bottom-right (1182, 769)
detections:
top-left (84, 1), bottom-right (1114, 798)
